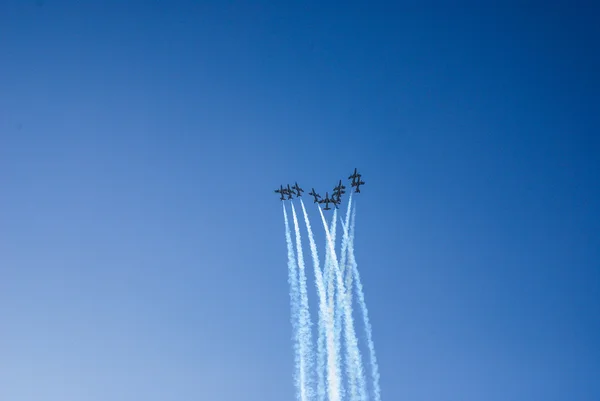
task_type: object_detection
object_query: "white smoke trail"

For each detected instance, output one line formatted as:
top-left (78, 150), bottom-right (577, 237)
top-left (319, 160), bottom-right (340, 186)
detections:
top-left (291, 204), bottom-right (314, 401)
top-left (283, 204), bottom-right (302, 400)
top-left (335, 194), bottom-right (355, 398)
top-left (318, 206), bottom-right (366, 401)
top-left (339, 193), bottom-right (353, 280)
top-left (300, 200), bottom-right (333, 401)
top-left (323, 210), bottom-right (337, 301)
top-left (326, 210), bottom-right (344, 401)
top-left (322, 210), bottom-right (332, 377)
top-left (348, 205), bottom-right (381, 401)
top-left (339, 218), bottom-right (354, 311)
top-left (301, 206), bottom-right (342, 401)
top-left (340, 196), bottom-right (355, 345)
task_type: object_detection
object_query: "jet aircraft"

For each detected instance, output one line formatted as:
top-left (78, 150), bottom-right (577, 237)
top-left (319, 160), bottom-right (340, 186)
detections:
top-left (318, 192), bottom-right (337, 210)
top-left (333, 179), bottom-right (346, 194)
top-left (274, 185), bottom-right (287, 201)
top-left (286, 184), bottom-right (294, 199)
top-left (352, 177), bottom-right (365, 193)
top-left (332, 191), bottom-right (342, 205)
top-left (308, 188), bottom-right (321, 203)
top-left (292, 182), bottom-right (304, 197)
top-left (331, 179), bottom-right (346, 203)
top-left (349, 168), bottom-right (365, 193)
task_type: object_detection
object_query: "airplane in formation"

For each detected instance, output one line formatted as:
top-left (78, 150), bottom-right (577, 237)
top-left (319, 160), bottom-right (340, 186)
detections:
top-left (332, 179), bottom-right (345, 198)
top-left (349, 168), bottom-right (365, 193)
top-left (281, 184), bottom-right (292, 199)
top-left (333, 179), bottom-right (346, 195)
top-left (274, 185), bottom-right (287, 201)
top-left (274, 182), bottom-right (303, 200)
top-left (308, 188), bottom-right (321, 203)
top-left (329, 179), bottom-right (345, 205)
top-left (274, 168), bottom-right (365, 208)
top-left (292, 182), bottom-right (304, 197)
top-left (352, 177), bottom-right (365, 192)
top-left (318, 192), bottom-right (338, 210)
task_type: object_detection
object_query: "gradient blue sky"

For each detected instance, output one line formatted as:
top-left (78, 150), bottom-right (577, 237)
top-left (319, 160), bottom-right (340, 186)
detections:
top-left (1, 1), bottom-right (598, 400)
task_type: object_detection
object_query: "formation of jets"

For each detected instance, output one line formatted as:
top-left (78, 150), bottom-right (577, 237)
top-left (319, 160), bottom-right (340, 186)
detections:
top-left (274, 183), bottom-right (299, 200)
top-left (274, 168), bottom-right (365, 210)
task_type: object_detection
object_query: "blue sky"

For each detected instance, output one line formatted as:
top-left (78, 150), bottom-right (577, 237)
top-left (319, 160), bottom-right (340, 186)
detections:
top-left (1, 1), bottom-right (598, 400)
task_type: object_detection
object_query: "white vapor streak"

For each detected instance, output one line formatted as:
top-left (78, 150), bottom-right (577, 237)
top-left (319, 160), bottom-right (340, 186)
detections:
top-left (341, 195), bottom-right (355, 311)
top-left (318, 207), bottom-right (344, 401)
top-left (340, 218), bottom-right (354, 309)
top-left (349, 205), bottom-right (381, 401)
top-left (327, 210), bottom-right (344, 400)
top-left (283, 204), bottom-right (302, 400)
top-left (318, 206), bottom-right (366, 401)
top-left (324, 211), bottom-right (337, 301)
top-left (339, 193), bottom-right (353, 280)
top-left (337, 194), bottom-right (364, 400)
top-left (291, 204), bottom-right (314, 401)
top-left (300, 200), bottom-right (331, 401)
top-left (336, 196), bottom-right (353, 394)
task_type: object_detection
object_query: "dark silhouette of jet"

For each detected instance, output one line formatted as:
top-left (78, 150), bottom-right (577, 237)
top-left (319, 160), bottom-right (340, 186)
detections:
top-left (331, 179), bottom-right (346, 204)
top-left (285, 184), bottom-right (294, 199)
top-left (352, 177), bottom-right (365, 193)
top-left (319, 192), bottom-right (337, 210)
top-left (292, 182), bottom-right (304, 197)
top-left (308, 188), bottom-right (321, 203)
top-left (349, 168), bottom-right (365, 193)
top-left (332, 191), bottom-right (342, 205)
top-left (333, 179), bottom-right (346, 194)
top-left (274, 185), bottom-right (287, 201)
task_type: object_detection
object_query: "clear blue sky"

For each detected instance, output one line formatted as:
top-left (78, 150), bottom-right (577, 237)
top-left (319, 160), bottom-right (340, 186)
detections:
top-left (1, 1), bottom-right (598, 400)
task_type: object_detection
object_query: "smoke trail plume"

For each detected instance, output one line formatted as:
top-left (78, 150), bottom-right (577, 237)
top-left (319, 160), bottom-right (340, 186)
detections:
top-left (336, 194), bottom-right (354, 396)
top-left (327, 209), bottom-right (342, 401)
top-left (282, 196), bottom-right (381, 401)
top-left (339, 218), bottom-right (354, 311)
top-left (324, 210), bottom-right (338, 301)
top-left (283, 204), bottom-right (302, 400)
top-left (334, 194), bottom-right (355, 398)
top-left (318, 206), bottom-right (366, 401)
top-left (339, 193), bottom-right (353, 280)
top-left (291, 204), bottom-right (314, 401)
top-left (348, 205), bottom-right (381, 401)
top-left (300, 200), bottom-right (333, 401)
top-left (340, 197), bottom-right (355, 342)
top-left (325, 210), bottom-right (344, 400)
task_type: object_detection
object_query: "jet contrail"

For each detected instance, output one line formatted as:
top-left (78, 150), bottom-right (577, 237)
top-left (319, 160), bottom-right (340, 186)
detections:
top-left (291, 204), bottom-right (314, 401)
top-left (319, 208), bottom-right (345, 399)
top-left (339, 217), bottom-right (352, 304)
top-left (340, 197), bottom-right (355, 341)
top-left (283, 204), bottom-right (303, 400)
top-left (339, 193), bottom-right (353, 280)
top-left (339, 212), bottom-right (359, 399)
top-left (300, 200), bottom-right (335, 401)
top-left (318, 206), bottom-right (366, 401)
top-left (336, 194), bottom-right (355, 398)
top-left (348, 205), bottom-right (381, 401)
top-left (324, 210), bottom-right (338, 301)
top-left (323, 211), bottom-right (337, 349)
